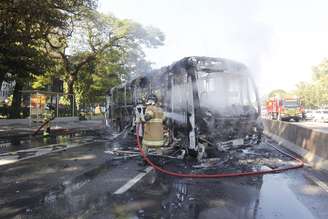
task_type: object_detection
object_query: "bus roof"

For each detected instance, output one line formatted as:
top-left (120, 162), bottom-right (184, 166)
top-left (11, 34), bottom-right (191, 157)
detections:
top-left (114, 56), bottom-right (251, 90)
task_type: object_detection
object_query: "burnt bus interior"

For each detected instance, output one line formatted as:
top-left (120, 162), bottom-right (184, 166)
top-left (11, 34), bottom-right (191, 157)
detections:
top-left (108, 57), bottom-right (263, 156)
top-left (109, 78), bottom-right (150, 131)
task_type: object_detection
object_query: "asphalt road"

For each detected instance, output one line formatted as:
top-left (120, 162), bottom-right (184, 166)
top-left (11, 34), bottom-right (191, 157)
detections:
top-left (292, 121), bottom-right (328, 133)
top-left (1, 129), bottom-right (328, 219)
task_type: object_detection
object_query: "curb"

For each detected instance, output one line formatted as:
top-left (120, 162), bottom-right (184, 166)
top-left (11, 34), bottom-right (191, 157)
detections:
top-left (0, 125), bottom-right (105, 139)
top-left (264, 131), bottom-right (328, 172)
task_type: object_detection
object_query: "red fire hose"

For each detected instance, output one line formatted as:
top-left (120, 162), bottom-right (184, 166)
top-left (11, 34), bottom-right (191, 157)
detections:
top-left (136, 125), bottom-right (303, 178)
top-left (33, 116), bottom-right (55, 136)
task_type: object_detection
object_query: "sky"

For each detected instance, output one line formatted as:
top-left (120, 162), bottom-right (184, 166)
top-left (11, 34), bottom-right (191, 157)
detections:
top-left (98, 0), bottom-right (328, 95)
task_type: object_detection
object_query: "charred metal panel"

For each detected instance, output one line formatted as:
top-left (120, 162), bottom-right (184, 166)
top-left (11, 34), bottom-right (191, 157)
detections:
top-left (108, 56), bottom-right (263, 152)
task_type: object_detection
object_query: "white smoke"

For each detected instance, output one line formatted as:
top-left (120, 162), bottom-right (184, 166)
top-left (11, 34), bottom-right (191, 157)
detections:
top-left (139, 0), bottom-right (274, 97)
top-left (99, 0), bottom-right (274, 96)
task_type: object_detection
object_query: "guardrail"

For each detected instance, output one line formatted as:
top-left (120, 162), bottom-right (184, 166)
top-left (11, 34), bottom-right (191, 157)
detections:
top-left (263, 119), bottom-right (328, 171)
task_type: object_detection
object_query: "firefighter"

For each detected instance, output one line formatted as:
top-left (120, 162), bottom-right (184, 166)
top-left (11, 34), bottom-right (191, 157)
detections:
top-left (134, 98), bottom-right (145, 142)
top-left (142, 93), bottom-right (165, 156)
top-left (43, 103), bottom-right (55, 136)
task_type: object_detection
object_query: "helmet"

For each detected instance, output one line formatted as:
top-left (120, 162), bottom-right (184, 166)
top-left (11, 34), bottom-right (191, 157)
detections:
top-left (146, 93), bottom-right (158, 104)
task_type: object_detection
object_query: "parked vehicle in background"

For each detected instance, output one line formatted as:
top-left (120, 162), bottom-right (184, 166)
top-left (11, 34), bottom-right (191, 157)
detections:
top-left (304, 109), bottom-right (315, 120)
top-left (266, 96), bottom-right (303, 122)
top-left (313, 109), bottom-right (328, 123)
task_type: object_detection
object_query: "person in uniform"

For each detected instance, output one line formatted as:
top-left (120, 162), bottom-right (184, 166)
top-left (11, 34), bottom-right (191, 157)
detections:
top-left (142, 94), bottom-right (165, 156)
top-left (43, 103), bottom-right (55, 136)
top-left (134, 98), bottom-right (145, 143)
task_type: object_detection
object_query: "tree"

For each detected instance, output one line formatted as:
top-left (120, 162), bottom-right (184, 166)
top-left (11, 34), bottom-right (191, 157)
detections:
top-left (312, 58), bottom-right (328, 80)
top-left (268, 89), bottom-right (287, 98)
top-left (47, 11), bottom-right (164, 109)
top-left (0, 0), bottom-right (97, 118)
top-left (295, 82), bottom-right (315, 108)
top-left (295, 58), bottom-right (328, 108)
top-left (74, 50), bottom-right (122, 107)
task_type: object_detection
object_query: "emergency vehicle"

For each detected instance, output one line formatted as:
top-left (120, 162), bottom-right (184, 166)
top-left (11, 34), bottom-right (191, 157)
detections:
top-left (266, 96), bottom-right (303, 121)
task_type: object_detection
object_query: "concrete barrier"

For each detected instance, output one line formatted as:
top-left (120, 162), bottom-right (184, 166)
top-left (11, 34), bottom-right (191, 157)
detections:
top-left (263, 119), bottom-right (328, 171)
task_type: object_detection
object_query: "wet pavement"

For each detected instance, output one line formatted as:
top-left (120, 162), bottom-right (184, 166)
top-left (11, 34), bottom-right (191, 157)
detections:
top-left (293, 121), bottom-right (328, 134)
top-left (1, 128), bottom-right (328, 219)
top-left (0, 120), bottom-right (105, 139)
top-left (0, 130), bottom-right (98, 153)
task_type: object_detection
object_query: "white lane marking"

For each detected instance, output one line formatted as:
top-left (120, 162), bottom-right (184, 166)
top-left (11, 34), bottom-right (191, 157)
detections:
top-left (306, 174), bottom-right (328, 193)
top-left (113, 166), bottom-right (154, 195)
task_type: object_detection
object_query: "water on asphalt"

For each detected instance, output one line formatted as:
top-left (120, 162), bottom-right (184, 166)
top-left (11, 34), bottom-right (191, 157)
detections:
top-left (1, 130), bottom-right (328, 219)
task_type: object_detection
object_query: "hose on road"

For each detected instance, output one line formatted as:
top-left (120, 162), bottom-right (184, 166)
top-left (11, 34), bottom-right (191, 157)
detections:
top-left (33, 116), bottom-right (56, 136)
top-left (136, 125), bottom-right (304, 178)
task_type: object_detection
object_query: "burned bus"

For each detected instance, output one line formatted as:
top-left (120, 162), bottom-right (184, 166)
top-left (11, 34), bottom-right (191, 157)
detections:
top-left (108, 56), bottom-right (263, 158)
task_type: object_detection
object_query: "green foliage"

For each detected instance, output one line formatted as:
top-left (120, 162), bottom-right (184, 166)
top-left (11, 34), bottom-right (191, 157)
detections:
top-left (0, 0), bottom-right (97, 81)
top-left (268, 89), bottom-right (288, 98)
top-left (295, 59), bottom-right (328, 108)
top-left (51, 11), bottom-right (165, 109)
top-left (1, 1), bottom-right (164, 116)
top-left (269, 59), bottom-right (328, 109)
top-left (312, 58), bottom-right (328, 80)
top-left (0, 0), bottom-right (97, 118)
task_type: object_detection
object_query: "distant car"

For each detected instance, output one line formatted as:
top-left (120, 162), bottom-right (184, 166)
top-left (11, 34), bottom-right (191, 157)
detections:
top-left (305, 109), bottom-right (315, 120)
top-left (313, 110), bottom-right (328, 122)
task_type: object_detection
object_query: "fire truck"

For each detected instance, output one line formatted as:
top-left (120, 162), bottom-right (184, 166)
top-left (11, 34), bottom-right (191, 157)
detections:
top-left (266, 96), bottom-right (303, 122)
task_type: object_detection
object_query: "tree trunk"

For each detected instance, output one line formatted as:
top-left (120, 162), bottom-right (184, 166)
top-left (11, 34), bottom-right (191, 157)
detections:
top-left (0, 73), bottom-right (4, 91)
top-left (10, 81), bottom-right (23, 119)
top-left (0, 80), bottom-right (3, 92)
top-left (67, 74), bottom-right (76, 116)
